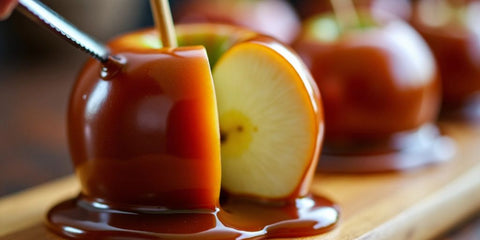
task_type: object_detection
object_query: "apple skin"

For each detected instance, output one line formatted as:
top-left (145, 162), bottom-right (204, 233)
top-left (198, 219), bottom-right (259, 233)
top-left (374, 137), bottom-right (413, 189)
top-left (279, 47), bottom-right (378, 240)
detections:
top-left (108, 23), bottom-right (323, 201)
top-left (293, 15), bottom-right (440, 153)
top-left (173, 0), bottom-right (300, 44)
top-left (69, 45), bottom-right (221, 210)
top-left (108, 24), bottom-right (258, 68)
top-left (411, 0), bottom-right (480, 110)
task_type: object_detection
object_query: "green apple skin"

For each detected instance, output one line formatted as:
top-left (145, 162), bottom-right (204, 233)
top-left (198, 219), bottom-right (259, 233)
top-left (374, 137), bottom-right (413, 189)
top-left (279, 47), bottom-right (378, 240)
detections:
top-left (293, 14), bottom-right (441, 153)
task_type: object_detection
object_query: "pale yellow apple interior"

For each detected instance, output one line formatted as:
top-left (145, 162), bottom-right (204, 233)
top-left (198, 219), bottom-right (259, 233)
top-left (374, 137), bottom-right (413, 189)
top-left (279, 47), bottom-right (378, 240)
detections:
top-left (219, 109), bottom-right (257, 158)
top-left (213, 43), bottom-right (317, 199)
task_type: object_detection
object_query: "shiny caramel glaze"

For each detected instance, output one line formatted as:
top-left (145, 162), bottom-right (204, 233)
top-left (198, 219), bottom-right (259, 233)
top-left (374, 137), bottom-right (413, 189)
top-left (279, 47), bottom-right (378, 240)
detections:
top-left (46, 194), bottom-right (338, 239)
top-left (317, 124), bottom-right (455, 172)
top-left (411, 0), bottom-right (480, 116)
top-left (293, 17), bottom-right (440, 154)
top-left (68, 46), bottom-right (221, 210)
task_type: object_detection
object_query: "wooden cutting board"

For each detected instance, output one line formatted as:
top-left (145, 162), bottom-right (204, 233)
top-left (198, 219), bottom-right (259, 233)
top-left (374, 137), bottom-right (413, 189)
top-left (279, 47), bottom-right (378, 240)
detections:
top-left (1, 122), bottom-right (480, 240)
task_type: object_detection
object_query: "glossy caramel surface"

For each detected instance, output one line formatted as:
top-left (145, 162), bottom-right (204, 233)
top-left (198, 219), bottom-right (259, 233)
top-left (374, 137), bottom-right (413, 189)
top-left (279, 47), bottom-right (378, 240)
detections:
top-left (411, 1), bottom-right (480, 110)
top-left (420, 30), bottom-right (480, 109)
top-left (46, 194), bottom-right (338, 239)
top-left (293, 19), bottom-right (440, 152)
top-left (68, 46), bottom-right (220, 210)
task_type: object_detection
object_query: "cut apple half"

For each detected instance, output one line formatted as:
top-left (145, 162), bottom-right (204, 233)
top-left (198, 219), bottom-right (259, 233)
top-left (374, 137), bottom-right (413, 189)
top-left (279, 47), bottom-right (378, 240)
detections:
top-left (107, 24), bottom-right (324, 201)
top-left (213, 39), bottom-right (322, 200)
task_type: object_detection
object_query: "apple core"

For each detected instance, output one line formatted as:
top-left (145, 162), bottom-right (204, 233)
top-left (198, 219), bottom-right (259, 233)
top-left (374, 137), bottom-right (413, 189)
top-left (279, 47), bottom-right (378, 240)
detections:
top-left (219, 110), bottom-right (256, 158)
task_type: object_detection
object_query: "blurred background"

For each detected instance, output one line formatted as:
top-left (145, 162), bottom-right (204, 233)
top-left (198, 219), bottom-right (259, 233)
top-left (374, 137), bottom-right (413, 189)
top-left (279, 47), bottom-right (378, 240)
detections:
top-left (0, 0), bottom-right (479, 238)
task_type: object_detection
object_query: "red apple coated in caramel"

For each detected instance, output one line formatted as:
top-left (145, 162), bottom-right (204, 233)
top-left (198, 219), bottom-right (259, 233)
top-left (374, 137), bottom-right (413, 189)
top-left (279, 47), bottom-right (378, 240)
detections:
top-left (411, 0), bottom-right (480, 109)
top-left (68, 46), bottom-right (221, 210)
top-left (293, 18), bottom-right (440, 149)
top-left (47, 25), bottom-right (339, 240)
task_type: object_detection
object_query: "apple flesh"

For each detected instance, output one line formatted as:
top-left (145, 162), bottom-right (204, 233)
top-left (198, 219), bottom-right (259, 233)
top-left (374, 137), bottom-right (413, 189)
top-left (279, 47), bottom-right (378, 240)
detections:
top-left (293, 14), bottom-right (440, 152)
top-left (68, 46), bottom-right (221, 210)
top-left (173, 0), bottom-right (300, 43)
top-left (109, 23), bottom-right (323, 200)
top-left (213, 36), bottom-right (322, 200)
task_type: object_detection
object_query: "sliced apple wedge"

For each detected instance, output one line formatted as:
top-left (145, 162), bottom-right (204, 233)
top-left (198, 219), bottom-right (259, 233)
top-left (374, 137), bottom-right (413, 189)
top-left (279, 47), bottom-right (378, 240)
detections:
top-left (213, 38), bottom-right (323, 200)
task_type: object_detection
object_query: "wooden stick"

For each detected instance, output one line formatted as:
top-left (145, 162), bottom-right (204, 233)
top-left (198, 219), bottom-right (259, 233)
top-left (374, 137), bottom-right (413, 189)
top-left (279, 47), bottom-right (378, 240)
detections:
top-left (330, 0), bottom-right (360, 30)
top-left (150, 0), bottom-right (177, 48)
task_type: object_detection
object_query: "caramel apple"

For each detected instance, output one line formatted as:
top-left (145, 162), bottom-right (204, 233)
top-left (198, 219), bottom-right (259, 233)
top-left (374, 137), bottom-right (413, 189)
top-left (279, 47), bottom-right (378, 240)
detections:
top-left (48, 23), bottom-right (338, 239)
top-left (115, 24), bottom-right (324, 200)
top-left (411, 0), bottom-right (480, 120)
top-left (173, 0), bottom-right (300, 43)
top-left (18, 0), bottom-right (337, 238)
top-left (292, 10), bottom-right (452, 171)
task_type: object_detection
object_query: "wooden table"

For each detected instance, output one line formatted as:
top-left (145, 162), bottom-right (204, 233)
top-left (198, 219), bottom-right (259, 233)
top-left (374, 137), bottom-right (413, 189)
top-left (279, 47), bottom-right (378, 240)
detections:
top-left (1, 122), bottom-right (480, 239)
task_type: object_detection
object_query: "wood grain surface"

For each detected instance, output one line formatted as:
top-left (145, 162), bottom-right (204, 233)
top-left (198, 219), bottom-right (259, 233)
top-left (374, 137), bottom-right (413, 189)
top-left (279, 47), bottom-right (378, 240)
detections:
top-left (1, 123), bottom-right (480, 240)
